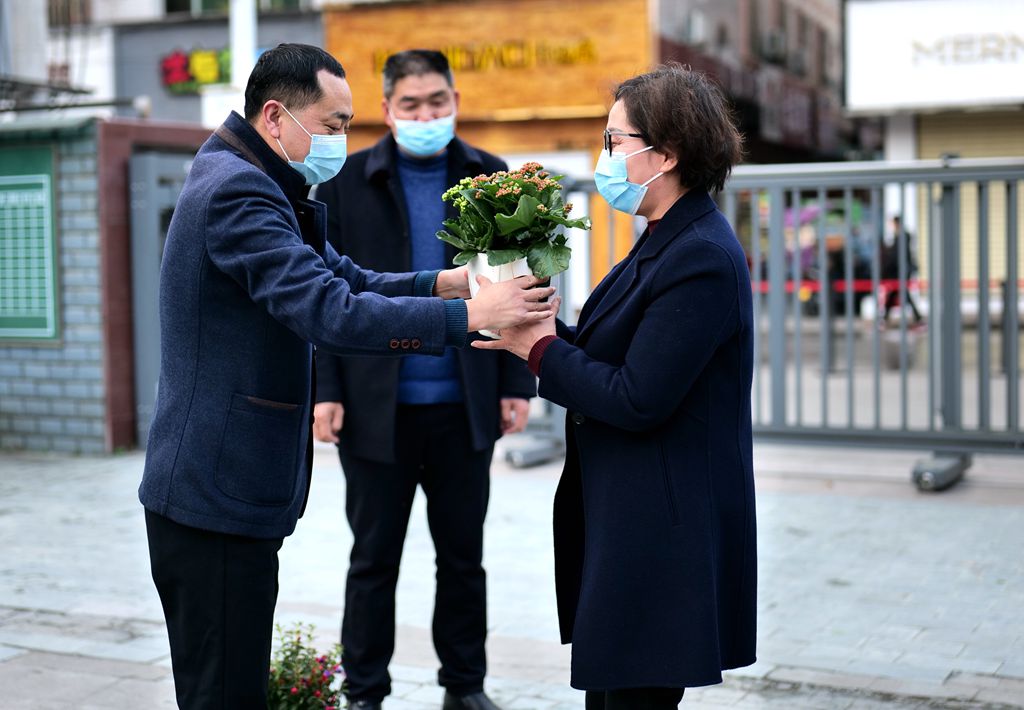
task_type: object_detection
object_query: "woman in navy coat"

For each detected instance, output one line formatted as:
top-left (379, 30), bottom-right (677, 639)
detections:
top-left (476, 65), bottom-right (756, 709)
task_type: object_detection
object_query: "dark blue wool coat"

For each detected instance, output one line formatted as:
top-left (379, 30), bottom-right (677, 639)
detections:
top-left (314, 134), bottom-right (536, 462)
top-left (139, 112), bottom-right (464, 539)
top-left (539, 190), bottom-right (757, 689)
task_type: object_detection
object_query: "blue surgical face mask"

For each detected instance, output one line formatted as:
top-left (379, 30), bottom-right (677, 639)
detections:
top-left (390, 111), bottom-right (456, 157)
top-left (594, 145), bottom-right (664, 215)
top-left (276, 104), bottom-right (347, 185)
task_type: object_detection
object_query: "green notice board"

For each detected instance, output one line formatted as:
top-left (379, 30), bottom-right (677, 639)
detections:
top-left (0, 145), bottom-right (58, 339)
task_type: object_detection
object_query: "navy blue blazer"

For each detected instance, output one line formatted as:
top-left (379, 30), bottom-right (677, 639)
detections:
top-left (538, 190), bottom-right (757, 689)
top-left (139, 113), bottom-right (465, 539)
top-left (314, 134), bottom-right (536, 462)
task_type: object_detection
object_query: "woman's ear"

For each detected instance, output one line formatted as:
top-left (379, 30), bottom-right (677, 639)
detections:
top-left (659, 149), bottom-right (678, 175)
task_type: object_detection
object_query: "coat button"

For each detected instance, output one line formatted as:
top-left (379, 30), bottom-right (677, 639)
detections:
top-left (411, 338), bottom-right (421, 350)
top-left (571, 412), bottom-right (585, 425)
top-left (389, 338), bottom-right (400, 349)
top-left (401, 338), bottom-right (410, 349)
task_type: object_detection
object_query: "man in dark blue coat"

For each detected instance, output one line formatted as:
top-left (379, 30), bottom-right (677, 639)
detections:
top-left (138, 44), bottom-right (554, 710)
top-left (313, 51), bottom-right (533, 710)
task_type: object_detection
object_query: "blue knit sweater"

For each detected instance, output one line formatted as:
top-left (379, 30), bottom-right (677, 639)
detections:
top-left (396, 150), bottom-right (463, 404)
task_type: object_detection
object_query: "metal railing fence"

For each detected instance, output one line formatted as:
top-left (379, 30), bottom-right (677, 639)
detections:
top-left (509, 158), bottom-right (1024, 482)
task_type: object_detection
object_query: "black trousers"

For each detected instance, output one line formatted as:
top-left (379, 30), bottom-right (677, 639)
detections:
top-left (339, 403), bottom-right (493, 702)
top-left (585, 687), bottom-right (685, 709)
top-left (145, 509), bottom-right (283, 709)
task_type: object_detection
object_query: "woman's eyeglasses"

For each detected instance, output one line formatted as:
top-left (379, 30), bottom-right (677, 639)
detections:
top-left (603, 129), bottom-right (645, 156)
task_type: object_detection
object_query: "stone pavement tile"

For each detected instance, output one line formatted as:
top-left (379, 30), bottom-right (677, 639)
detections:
top-left (944, 671), bottom-right (1002, 690)
top-left (79, 676), bottom-right (178, 709)
top-left (390, 678), bottom-right (426, 699)
top-left (0, 644), bottom-right (25, 661)
top-left (999, 659), bottom-right (1024, 679)
top-left (502, 696), bottom-right (559, 710)
top-left (75, 634), bottom-right (171, 664)
top-left (0, 658), bottom-right (119, 705)
top-left (530, 681), bottom-right (585, 704)
top-left (843, 659), bottom-right (930, 681)
top-left (6, 649), bottom-right (171, 681)
top-left (867, 676), bottom-right (976, 700)
top-left (0, 629), bottom-right (98, 655)
top-left (685, 685), bottom-right (749, 706)
top-left (975, 686), bottom-right (1024, 707)
top-left (391, 662), bottom-right (442, 685)
top-left (896, 651), bottom-right (1001, 677)
top-left (400, 683), bottom-right (445, 705)
top-left (767, 666), bottom-right (874, 692)
top-left (901, 639), bottom-right (967, 657)
top-left (844, 700), bottom-right (916, 710)
top-left (381, 697), bottom-right (436, 710)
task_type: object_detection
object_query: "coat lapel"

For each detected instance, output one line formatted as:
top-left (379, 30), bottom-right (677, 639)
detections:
top-left (575, 191), bottom-right (719, 342)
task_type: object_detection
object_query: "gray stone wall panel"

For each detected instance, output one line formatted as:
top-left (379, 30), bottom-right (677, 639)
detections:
top-left (1, 128), bottom-right (107, 454)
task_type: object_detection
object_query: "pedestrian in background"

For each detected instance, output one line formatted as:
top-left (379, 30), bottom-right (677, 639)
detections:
top-left (313, 49), bottom-right (534, 710)
top-left (881, 215), bottom-right (924, 325)
top-left (476, 64), bottom-right (757, 710)
top-left (139, 43), bottom-right (554, 709)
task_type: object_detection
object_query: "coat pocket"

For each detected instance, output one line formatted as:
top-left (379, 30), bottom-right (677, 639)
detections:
top-left (657, 440), bottom-right (682, 526)
top-left (214, 393), bottom-right (302, 506)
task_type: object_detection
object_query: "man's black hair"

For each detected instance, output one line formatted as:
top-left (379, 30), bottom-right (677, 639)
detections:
top-left (244, 43), bottom-right (346, 121)
top-left (382, 49), bottom-right (453, 98)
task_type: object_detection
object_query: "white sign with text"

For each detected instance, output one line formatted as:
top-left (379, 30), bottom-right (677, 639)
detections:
top-left (845, 0), bottom-right (1024, 113)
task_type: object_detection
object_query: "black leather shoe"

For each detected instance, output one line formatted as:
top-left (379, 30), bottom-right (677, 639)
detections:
top-left (442, 690), bottom-right (501, 710)
top-left (347, 700), bottom-right (382, 710)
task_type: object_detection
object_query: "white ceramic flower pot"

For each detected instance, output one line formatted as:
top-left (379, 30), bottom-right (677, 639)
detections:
top-left (466, 253), bottom-right (533, 338)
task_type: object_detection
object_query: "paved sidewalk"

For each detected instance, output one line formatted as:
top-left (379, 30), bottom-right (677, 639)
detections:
top-left (0, 440), bottom-right (1022, 709)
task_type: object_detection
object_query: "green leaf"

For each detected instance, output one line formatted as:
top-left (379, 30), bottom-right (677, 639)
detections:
top-left (459, 188), bottom-right (495, 221)
top-left (440, 219), bottom-right (468, 240)
top-left (453, 250), bottom-right (478, 266)
top-left (494, 194), bottom-right (541, 236)
top-left (436, 229), bottom-right (470, 251)
top-left (487, 249), bottom-right (527, 266)
top-left (527, 241), bottom-right (571, 279)
top-left (540, 213), bottom-right (592, 230)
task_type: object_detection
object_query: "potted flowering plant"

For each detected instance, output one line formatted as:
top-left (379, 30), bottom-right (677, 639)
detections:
top-left (267, 623), bottom-right (343, 710)
top-left (436, 162), bottom-right (591, 293)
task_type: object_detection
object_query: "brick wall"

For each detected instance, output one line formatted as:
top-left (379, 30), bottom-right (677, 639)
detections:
top-left (0, 125), bottom-right (108, 453)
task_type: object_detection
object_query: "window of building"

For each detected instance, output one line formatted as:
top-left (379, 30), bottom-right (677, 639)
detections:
top-left (165, 0), bottom-right (303, 15)
top-left (48, 0), bottom-right (91, 27)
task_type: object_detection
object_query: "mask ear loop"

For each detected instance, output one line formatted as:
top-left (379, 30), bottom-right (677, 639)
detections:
top-left (616, 145), bottom-right (654, 160)
top-left (640, 171), bottom-right (664, 188)
top-left (276, 103), bottom-right (314, 163)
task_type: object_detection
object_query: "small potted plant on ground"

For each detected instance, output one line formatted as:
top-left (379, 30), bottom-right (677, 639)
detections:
top-left (437, 162), bottom-right (591, 300)
top-left (267, 623), bottom-right (343, 710)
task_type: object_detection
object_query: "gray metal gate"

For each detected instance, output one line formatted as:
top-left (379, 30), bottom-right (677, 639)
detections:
top-left (509, 158), bottom-right (1023, 488)
top-left (129, 151), bottom-right (191, 446)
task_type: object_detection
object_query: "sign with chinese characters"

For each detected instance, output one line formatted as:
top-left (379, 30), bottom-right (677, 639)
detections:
top-left (370, 39), bottom-right (598, 75)
top-left (846, 0), bottom-right (1024, 113)
top-left (325, 0), bottom-right (651, 122)
top-left (161, 47), bottom-right (232, 95)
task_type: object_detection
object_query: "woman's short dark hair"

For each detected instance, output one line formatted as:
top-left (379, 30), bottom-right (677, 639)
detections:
top-left (382, 49), bottom-right (454, 99)
top-left (244, 43), bottom-right (346, 121)
top-left (614, 63), bottom-right (743, 193)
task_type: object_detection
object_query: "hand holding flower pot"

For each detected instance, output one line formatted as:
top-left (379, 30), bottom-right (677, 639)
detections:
top-left (437, 162), bottom-right (591, 336)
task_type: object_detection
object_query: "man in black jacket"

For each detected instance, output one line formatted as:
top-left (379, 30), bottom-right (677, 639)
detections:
top-left (314, 50), bottom-right (534, 710)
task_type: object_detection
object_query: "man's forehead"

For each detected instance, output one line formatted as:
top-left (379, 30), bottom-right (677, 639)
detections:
top-left (392, 72), bottom-right (452, 98)
top-left (315, 71), bottom-right (353, 120)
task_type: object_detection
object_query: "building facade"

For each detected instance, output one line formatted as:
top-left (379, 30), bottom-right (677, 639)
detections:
top-left (845, 0), bottom-right (1024, 289)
